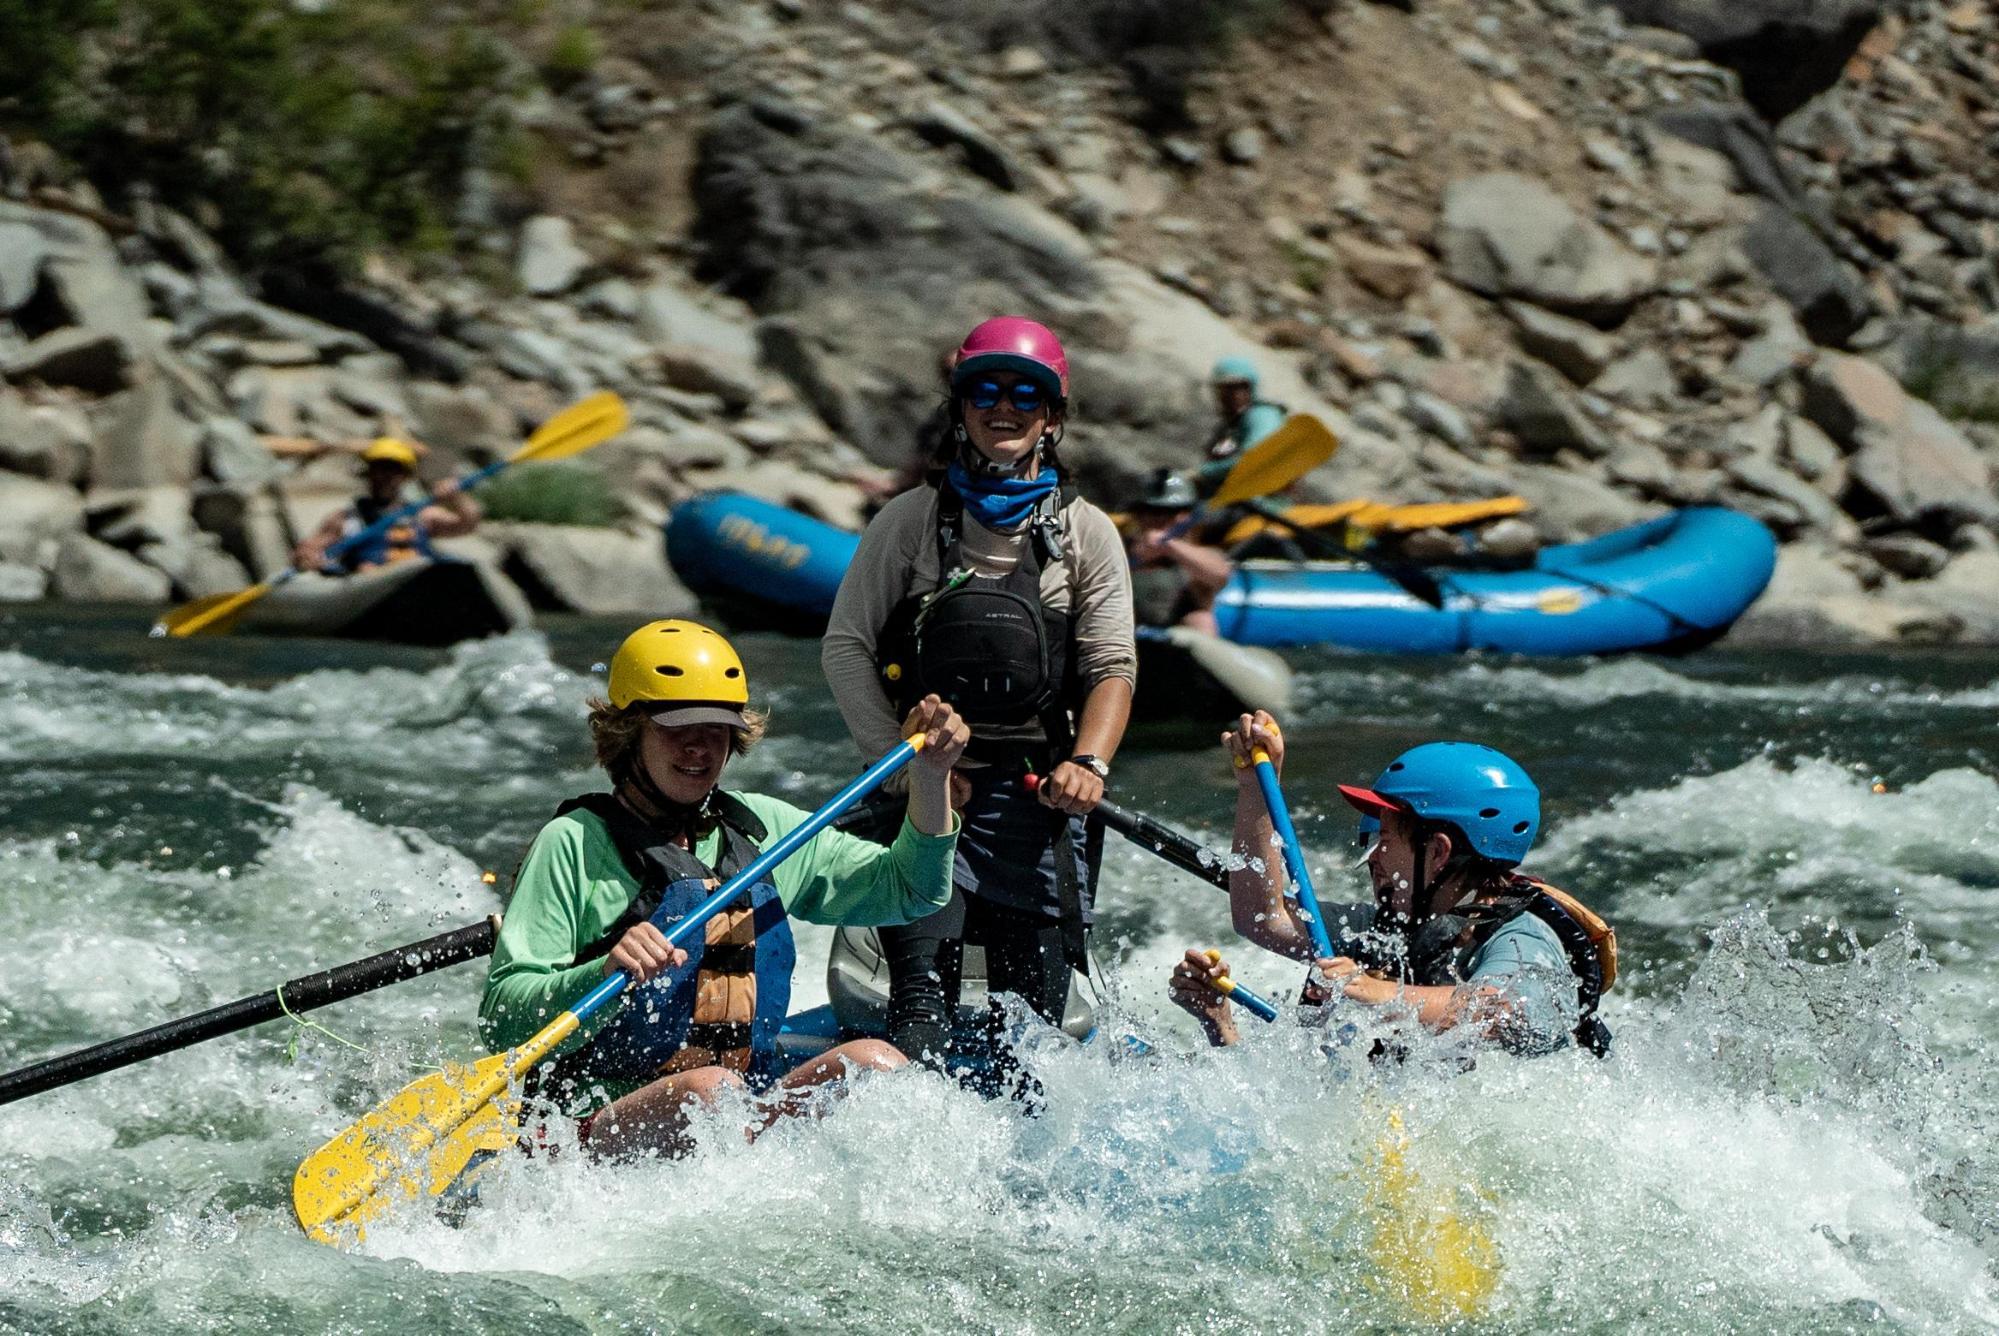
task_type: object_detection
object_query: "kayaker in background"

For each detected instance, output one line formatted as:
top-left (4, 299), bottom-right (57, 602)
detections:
top-left (482, 619), bottom-right (969, 1158)
top-left (1125, 467), bottom-right (1233, 635)
top-left (291, 436), bottom-right (481, 574)
top-left (1171, 711), bottom-right (1615, 1056)
top-left (1195, 355), bottom-right (1287, 498)
top-left (823, 316), bottom-right (1137, 1086)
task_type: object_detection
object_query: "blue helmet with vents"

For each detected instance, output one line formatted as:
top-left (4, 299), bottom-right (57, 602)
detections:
top-left (1337, 742), bottom-right (1541, 865)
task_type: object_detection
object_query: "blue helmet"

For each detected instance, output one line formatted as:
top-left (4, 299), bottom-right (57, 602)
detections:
top-left (1211, 355), bottom-right (1258, 389)
top-left (1337, 742), bottom-right (1541, 865)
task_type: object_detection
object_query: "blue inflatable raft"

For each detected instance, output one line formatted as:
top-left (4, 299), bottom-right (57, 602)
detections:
top-left (665, 491), bottom-right (1774, 658)
top-left (1213, 506), bottom-right (1775, 654)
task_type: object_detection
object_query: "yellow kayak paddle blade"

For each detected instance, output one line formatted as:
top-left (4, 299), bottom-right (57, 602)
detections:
top-left (1363, 1109), bottom-right (1501, 1322)
top-left (153, 582), bottom-right (275, 639)
top-left (1209, 413), bottom-right (1339, 508)
top-left (513, 390), bottom-right (629, 464)
top-left (293, 1013), bottom-right (576, 1245)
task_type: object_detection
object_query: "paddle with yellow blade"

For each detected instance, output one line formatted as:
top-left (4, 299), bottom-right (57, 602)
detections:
top-left (1240, 730), bottom-right (1503, 1321)
top-left (1162, 413), bottom-right (1339, 544)
top-left (153, 392), bottom-right (630, 638)
top-left (292, 731), bottom-right (929, 1246)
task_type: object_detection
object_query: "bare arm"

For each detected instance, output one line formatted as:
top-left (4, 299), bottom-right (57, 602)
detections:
top-left (421, 478), bottom-right (482, 538)
top-left (1166, 538), bottom-right (1232, 602)
top-left (1223, 711), bottom-right (1318, 961)
top-left (292, 511), bottom-right (348, 568)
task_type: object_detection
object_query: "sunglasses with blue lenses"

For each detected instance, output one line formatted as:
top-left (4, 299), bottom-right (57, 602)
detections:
top-left (962, 378), bottom-right (1050, 413)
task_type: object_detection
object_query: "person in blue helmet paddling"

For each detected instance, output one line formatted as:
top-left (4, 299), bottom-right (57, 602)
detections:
top-left (1170, 711), bottom-right (1614, 1055)
top-left (1192, 356), bottom-right (1288, 499)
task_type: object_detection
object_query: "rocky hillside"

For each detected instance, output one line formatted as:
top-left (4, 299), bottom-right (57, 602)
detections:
top-left (3, 0), bottom-right (1997, 643)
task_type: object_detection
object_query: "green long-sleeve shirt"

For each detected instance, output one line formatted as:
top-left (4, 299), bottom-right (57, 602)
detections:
top-left (479, 791), bottom-right (956, 1053)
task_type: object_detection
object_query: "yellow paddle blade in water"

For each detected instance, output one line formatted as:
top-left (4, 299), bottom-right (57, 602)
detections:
top-left (293, 1011), bottom-right (578, 1245)
top-left (1364, 1109), bottom-right (1501, 1322)
top-left (1209, 414), bottom-right (1339, 508)
top-left (152, 582), bottom-right (275, 638)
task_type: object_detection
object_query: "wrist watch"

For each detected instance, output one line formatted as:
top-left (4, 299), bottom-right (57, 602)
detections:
top-left (1068, 754), bottom-right (1110, 779)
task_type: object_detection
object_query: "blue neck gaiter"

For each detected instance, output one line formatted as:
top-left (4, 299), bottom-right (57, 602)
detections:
top-left (946, 461), bottom-right (1060, 532)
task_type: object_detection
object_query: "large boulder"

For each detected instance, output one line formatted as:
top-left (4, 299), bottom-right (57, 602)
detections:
top-left (0, 220), bottom-right (47, 314)
top-left (0, 202), bottom-right (152, 344)
top-left (49, 531), bottom-right (172, 603)
top-left (1726, 543), bottom-right (1947, 646)
top-left (1904, 551), bottom-right (1999, 643)
top-left (1739, 205), bottom-right (1871, 346)
top-left (88, 378), bottom-right (202, 489)
top-left (487, 522), bottom-right (695, 616)
top-left (1437, 173), bottom-right (1657, 322)
top-left (1492, 361), bottom-right (1614, 457)
top-left (0, 473), bottom-right (84, 565)
top-left (1509, 463), bottom-right (1659, 541)
top-left (3, 327), bottom-right (130, 394)
top-left (1602, 0), bottom-right (1883, 120)
top-left (1801, 353), bottom-right (1998, 528)
top-left (0, 392), bottom-right (91, 484)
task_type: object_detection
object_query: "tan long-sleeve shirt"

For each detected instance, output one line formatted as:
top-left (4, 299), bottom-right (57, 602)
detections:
top-left (823, 484), bottom-right (1137, 761)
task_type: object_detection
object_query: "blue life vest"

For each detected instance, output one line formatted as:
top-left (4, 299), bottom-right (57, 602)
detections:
top-left (534, 791), bottom-right (797, 1098)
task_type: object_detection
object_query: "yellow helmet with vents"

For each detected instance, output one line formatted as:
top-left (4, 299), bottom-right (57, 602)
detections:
top-left (607, 619), bottom-right (748, 724)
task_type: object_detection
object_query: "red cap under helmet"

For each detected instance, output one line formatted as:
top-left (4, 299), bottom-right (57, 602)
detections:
top-left (951, 316), bottom-right (1070, 400)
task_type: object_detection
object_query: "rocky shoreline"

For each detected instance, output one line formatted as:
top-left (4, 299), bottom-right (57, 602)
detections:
top-left (3, 0), bottom-right (1997, 646)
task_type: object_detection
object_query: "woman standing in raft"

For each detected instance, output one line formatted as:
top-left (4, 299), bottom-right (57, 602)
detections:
top-left (822, 317), bottom-right (1136, 1074)
top-left (481, 619), bottom-right (969, 1157)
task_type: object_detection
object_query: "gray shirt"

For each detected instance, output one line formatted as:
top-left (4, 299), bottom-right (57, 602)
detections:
top-left (822, 484), bottom-right (1137, 761)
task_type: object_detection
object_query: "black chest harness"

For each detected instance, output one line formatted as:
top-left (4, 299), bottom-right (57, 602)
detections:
top-left (877, 482), bottom-right (1082, 764)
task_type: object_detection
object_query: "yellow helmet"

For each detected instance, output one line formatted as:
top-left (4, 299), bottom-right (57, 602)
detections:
top-left (361, 437), bottom-right (420, 470)
top-left (608, 619), bottom-right (749, 724)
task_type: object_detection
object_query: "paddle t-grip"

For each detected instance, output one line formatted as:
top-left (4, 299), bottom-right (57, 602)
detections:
top-left (1202, 949), bottom-right (1278, 1023)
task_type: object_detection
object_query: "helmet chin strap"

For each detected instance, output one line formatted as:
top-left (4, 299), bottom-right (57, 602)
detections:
top-left (953, 418), bottom-right (1058, 479)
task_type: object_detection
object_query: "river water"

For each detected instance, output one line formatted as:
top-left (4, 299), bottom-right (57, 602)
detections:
top-left (2, 604), bottom-right (1995, 1333)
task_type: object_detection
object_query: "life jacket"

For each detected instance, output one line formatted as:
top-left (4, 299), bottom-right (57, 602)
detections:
top-left (872, 480), bottom-right (1099, 967)
top-left (333, 495), bottom-right (436, 571)
top-left (875, 480), bottom-right (1082, 767)
top-left (1340, 876), bottom-right (1616, 1056)
top-left (533, 791), bottom-right (796, 1097)
top-left (1205, 399), bottom-right (1290, 460)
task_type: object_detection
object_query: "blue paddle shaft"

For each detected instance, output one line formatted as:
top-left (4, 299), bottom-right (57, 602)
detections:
top-left (1251, 757), bottom-right (1336, 960)
top-left (1221, 978), bottom-right (1280, 1023)
top-left (565, 737), bottom-right (924, 1027)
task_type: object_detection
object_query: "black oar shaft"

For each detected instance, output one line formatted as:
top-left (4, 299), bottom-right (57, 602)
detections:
top-left (1095, 797), bottom-right (1232, 893)
top-left (0, 917), bottom-right (500, 1106)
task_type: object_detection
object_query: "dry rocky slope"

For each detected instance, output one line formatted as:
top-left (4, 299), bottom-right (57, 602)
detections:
top-left (3, 0), bottom-right (1998, 644)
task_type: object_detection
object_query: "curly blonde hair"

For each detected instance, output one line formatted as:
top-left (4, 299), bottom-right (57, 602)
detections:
top-left (586, 698), bottom-right (768, 782)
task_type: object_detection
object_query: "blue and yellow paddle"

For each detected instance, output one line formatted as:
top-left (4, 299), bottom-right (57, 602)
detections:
top-left (292, 732), bottom-right (927, 1245)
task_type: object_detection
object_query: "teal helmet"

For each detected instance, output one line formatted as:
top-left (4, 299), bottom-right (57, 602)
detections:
top-left (1338, 742), bottom-right (1541, 865)
top-left (1211, 355), bottom-right (1258, 389)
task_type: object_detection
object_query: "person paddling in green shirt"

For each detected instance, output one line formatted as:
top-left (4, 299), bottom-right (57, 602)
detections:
top-left (482, 619), bottom-right (969, 1158)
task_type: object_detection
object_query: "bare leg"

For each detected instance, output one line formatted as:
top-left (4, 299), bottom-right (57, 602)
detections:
top-left (582, 1065), bottom-right (745, 1160)
top-left (751, 1039), bottom-right (906, 1137)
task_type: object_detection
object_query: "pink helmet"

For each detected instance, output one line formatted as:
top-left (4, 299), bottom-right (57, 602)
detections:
top-left (950, 316), bottom-right (1070, 401)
